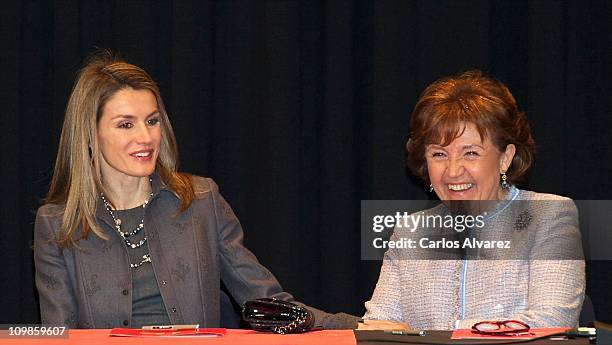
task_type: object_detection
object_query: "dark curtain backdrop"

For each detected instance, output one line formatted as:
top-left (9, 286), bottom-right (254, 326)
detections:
top-left (1, 0), bottom-right (611, 324)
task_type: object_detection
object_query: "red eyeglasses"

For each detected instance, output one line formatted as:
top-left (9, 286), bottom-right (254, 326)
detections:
top-left (472, 320), bottom-right (530, 336)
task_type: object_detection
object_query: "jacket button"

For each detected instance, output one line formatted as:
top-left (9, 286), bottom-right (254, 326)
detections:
top-left (171, 307), bottom-right (177, 313)
top-left (123, 320), bottom-right (129, 326)
top-left (161, 280), bottom-right (167, 285)
top-left (122, 289), bottom-right (129, 295)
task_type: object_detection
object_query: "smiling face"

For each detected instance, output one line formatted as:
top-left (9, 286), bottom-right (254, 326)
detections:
top-left (97, 88), bottom-right (161, 186)
top-left (425, 122), bottom-right (515, 201)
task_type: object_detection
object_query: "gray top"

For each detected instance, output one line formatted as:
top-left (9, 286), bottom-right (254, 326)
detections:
top-left (114, 207), bottom-right (170, 328)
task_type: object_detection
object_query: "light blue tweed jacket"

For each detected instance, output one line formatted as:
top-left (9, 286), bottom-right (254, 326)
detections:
top-left (364, 187), bottom-right (585, 330)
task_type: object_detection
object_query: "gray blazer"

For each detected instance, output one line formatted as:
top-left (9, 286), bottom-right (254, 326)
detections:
top-left (34, 174), bottom-right (357, 329)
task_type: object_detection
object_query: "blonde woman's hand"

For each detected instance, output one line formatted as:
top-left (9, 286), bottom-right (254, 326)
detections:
top-left (357, 319), bottom-right (410, 330)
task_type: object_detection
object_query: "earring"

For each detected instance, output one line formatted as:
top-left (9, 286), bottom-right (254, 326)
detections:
top-left (500, 172), bottom-right (509, 189)
top-left (429, 184), bottom-right (434, 192)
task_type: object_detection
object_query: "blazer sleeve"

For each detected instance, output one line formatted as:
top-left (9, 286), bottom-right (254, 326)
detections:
top-left (207, 178), bottom-right (359, 329)
top-left (362, 229), bottom-right (405, 323)
top-left (33, 205), bottom-right (78, 327)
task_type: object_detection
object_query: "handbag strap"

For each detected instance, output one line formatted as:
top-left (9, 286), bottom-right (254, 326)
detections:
top-left (272, 310), bottom-right (309, 334)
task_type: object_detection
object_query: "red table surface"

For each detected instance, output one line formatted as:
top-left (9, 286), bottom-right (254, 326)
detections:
top-left (0, 329), bottom-right (356, 345)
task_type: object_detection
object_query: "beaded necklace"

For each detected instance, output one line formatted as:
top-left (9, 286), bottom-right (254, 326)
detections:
top-left (100, 178), bottom-right (153, 268)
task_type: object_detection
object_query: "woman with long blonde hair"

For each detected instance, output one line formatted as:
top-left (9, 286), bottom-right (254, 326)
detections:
top-left (34, 50), bottom-right (359, 329)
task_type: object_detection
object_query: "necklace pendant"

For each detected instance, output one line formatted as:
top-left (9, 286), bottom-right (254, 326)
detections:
top-left (130, 254), bottom-right (152, 268)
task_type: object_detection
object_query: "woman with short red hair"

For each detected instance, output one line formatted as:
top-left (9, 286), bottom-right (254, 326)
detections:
top-left (361, 71), bottom-right (584, 330)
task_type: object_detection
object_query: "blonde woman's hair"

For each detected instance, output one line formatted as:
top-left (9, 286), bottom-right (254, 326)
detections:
top-left (46, 50), bottom-right (194, 247)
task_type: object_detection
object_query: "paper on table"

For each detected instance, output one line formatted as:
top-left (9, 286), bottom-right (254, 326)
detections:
top-left (451, 327), bottom-right (568, 340)
top-left (108, 328), bottom-right (226, 337)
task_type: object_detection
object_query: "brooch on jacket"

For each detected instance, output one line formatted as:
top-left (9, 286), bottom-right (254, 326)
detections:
top-left (514, 210), bottom-right (533, 231)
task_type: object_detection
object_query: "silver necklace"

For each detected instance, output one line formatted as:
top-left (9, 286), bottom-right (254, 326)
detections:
top-left (100, 180), bottom-right (153, 268)
top-left (131, 254), bottom-right (151, 269)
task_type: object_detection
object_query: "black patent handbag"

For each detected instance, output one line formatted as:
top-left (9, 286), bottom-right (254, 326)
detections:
top-left (242, 298), bottom-right (315, 334)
